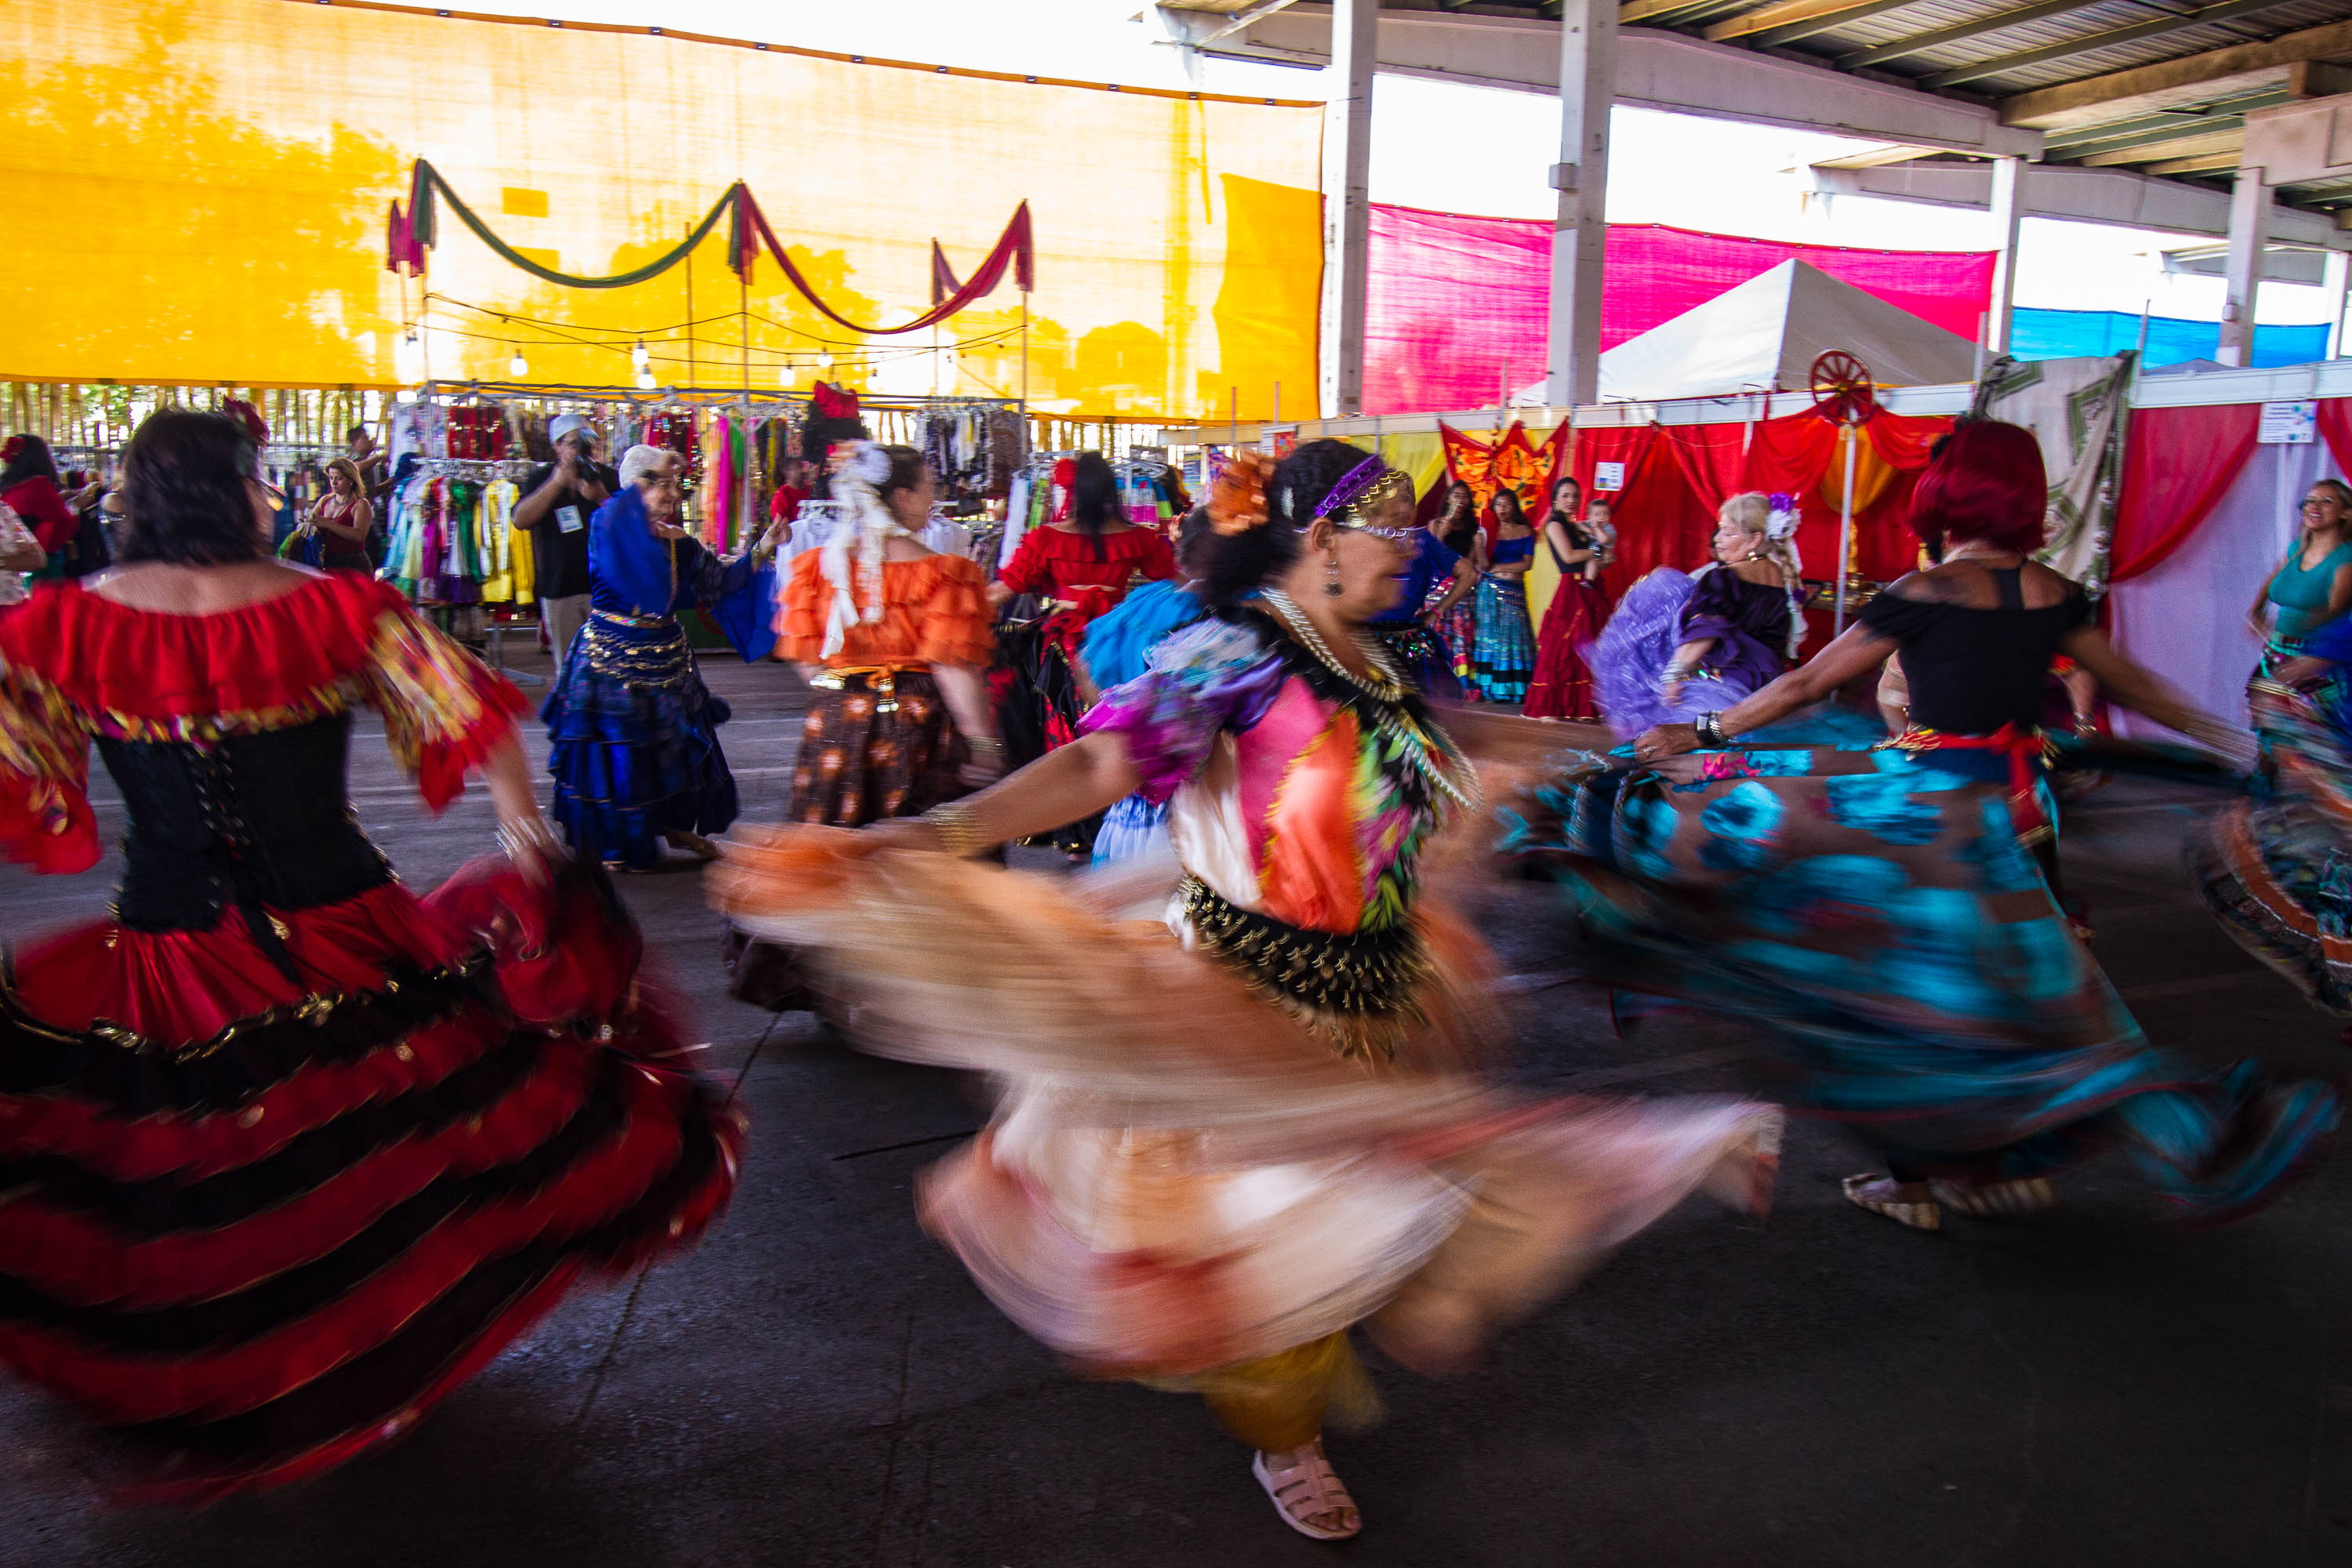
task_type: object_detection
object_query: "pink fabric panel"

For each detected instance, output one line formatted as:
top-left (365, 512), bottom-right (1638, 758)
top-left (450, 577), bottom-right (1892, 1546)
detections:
top-left (1363, 207), bottom-right (1997, 416)
top-left (1365, 205), bottom-right (1552, 421)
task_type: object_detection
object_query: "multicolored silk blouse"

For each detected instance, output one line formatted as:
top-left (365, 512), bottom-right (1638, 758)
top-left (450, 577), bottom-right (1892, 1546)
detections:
top-left (1080, 609), bottom-right (1473, 938)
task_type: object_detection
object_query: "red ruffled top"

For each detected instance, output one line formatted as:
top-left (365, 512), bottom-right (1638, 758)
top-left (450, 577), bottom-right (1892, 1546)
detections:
top-left (775, 549), bottom-right (994, 668)
top-left (997, 524), bottom-right (1176, 623)
top-left (2, 477), bottom-right (76, 553)
top-left (0, 572), bottom-right (528, 876)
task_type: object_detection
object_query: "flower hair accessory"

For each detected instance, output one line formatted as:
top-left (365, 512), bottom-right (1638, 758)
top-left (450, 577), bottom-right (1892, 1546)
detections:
top-left (1207, 450), bottom-right (1276, 535)
top-left (1765, 492), bottom-right (1800, 542)
top-left (818, 440), bottom-right (906, 657)
top-left (0, 437), bottom-right (21, 466)
top-left (842, 441), bottom-right (893, 488)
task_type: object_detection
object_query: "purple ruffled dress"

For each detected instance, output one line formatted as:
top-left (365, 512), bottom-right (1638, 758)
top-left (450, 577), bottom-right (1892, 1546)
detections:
top-left (1590, 564), bottom-right (1794, 739)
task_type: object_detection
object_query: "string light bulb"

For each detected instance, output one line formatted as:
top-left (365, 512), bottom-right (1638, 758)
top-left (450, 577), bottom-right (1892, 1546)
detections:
top-left (630, 340), bottom-right (650, 372)
top-left (635, 368), bottom-right (657, 390)
top-left (815, 350), bottom-right (833, 369)
top-left (507, 349), bottom-right (529, 379)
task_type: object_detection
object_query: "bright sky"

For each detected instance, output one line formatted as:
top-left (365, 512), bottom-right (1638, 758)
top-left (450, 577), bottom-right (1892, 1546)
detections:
top-left (456, 0), bottom-right (2328, 328)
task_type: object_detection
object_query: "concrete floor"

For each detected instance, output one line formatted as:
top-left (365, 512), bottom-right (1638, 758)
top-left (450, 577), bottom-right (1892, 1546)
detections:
top-left (3, 646), bottom-right (2350, 1567)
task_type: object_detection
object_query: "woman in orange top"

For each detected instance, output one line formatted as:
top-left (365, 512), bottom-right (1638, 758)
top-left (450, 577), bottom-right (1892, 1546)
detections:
top-left (727, 441), bottom-right (1002, 1010)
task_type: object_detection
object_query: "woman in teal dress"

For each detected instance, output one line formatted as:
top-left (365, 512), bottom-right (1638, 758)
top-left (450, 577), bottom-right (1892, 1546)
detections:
top-left (2248, 480), bottom-right (2352, 783)
top-left (1513, 421), bottom-right (2339, 1233)
top-left (2249, 481), bottom-right (2352, 659)
top-left (1471, 488), bottom-right (1537, 702)
top-left (2200, 606), bottom-right (2352, 1029)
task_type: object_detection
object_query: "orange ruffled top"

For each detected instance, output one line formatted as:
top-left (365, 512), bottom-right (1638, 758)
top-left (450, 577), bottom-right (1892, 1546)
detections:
top-left (775, 548), bottom-right (994, 669)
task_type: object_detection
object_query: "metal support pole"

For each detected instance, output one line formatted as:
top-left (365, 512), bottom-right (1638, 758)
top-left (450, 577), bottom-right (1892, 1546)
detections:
top-left (1984, 155), bottom-right (2023, 356)
top-left (1834, 426), bottom-right (1858, 635)
top-left (2219, 168), bottom-right (2268, 368)
top-left (1546, 0), bottom-right (1616, 407)
top-left (2325, 249), bottom-right (2350, 360)
top-left (1317, 0), bottom-right (1375, 418)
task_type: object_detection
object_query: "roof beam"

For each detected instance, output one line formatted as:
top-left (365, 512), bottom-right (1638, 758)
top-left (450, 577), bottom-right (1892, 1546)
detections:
top-left (1704, 0), bottom-right (1922, 48)
top-left (1807, 157), bottom-right (2352, 246)
top-left (2074, 128), bottom-right (2244, 165)
top-left (1923, 0), bottom-right (2303, 92)
top-left (2054, 115), bottom-right (2254, 156)
top-left (1188, 5), bottom-right (2045, 155)
top-left (2042, 93), bottom-right (2293, 148)
top-left (1621, 0), bottom-right (1723, 19)
top-left (1836, 0), bottom-right (2100, 72)
top-left (2001, 23), bottom-right (2352, 129)
top-left (2143, 151), bottom-right (2244, 174)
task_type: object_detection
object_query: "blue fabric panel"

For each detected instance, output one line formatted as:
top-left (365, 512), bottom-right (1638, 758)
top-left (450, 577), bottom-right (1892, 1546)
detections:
top-left (2009, 308), bottom-right (2331, 368)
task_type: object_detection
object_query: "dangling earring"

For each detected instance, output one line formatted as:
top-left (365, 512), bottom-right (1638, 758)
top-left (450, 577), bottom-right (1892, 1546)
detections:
top-left (1322, 550), bottom-right (1345, 597)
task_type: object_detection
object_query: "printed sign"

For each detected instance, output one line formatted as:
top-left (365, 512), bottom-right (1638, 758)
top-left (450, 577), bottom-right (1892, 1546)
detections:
top-left (1592, 461), bottom-right (1628, 492)
top-left (2259, 401), bottom-right (2317, 445)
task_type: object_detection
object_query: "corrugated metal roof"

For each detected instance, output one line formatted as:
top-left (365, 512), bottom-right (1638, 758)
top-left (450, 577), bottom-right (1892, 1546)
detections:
top-left (1352, 0), bottom-right (2352, 198)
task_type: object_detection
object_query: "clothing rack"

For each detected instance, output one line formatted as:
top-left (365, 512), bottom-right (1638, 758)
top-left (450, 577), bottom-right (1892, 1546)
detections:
top-left (419, 457), bottom-right (537, 481)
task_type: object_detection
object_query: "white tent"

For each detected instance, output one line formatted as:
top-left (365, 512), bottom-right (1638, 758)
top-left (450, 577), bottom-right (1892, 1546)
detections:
top-left (1582, 260), bottom-right (1980, 402)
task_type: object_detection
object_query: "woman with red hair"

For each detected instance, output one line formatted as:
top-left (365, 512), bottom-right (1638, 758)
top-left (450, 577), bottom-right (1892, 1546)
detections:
top-left (1511, 419), bottom-right (2339, 1235)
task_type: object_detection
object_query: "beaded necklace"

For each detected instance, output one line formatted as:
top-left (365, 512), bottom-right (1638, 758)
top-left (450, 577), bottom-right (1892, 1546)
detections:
top-left (1258, 590), bottom-right (1478, 811)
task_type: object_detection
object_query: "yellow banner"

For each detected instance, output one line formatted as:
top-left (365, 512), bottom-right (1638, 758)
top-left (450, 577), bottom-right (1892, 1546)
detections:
top-left (0, 0), bottom-right (1325, 418)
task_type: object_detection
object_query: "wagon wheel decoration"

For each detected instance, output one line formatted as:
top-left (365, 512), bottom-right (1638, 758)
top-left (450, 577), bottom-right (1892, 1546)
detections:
top-left (1809, 350), bottom-right (1878, 426)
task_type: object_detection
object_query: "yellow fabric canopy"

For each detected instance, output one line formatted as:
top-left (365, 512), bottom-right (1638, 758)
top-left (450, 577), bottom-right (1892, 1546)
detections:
top-left (0, 0), bottom-right (1325, 419)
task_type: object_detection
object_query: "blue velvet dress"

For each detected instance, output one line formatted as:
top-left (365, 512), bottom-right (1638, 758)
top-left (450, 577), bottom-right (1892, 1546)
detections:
top-left (543, 490), bottom-right (761, 869)
top-left (1509, 586), bottom-right (2339, 1220)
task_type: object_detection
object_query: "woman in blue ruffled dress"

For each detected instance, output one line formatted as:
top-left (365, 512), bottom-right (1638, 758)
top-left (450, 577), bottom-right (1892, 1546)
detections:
top-left (1469, 488), bottom-right (1537, 702)
top-left (1077, 507), bottom-right (1213, 864)
top-left (1513, 421), bottom-right (2338, 1233)
top-left (542, 445), bottom-right (770, 870)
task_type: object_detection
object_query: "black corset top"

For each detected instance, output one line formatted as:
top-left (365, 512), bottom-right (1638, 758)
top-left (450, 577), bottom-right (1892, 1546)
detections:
top-left (96, 711), bottom-right (393, 939)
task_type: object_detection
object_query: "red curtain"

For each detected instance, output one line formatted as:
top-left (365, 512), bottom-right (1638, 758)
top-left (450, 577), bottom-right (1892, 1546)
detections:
top-left (1572, 426), bottom-right (1719, 597)
top-left (1653, 408), bottom-right (1947, 583)
top-left (1657, 421), bottom-right (1753, 514)
top-left (2318, 398), bottom-right (2352, 477)
top-left (2110, 404), bottom-right (2261, 583)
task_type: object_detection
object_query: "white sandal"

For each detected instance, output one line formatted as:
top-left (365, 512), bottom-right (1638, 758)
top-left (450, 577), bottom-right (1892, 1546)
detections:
top-left (1842, 1173), bottom-right (1940, 1232)
top-left (1251, 1440), bottom-right (1361, 1541)
top-left (1933, 1175), bottom-right (2055, 1218)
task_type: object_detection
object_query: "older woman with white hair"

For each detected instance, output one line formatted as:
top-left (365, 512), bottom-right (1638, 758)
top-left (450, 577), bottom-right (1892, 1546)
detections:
top-left (542, 443), bottom-right (771, 869)
top-left (1588, 489), bottom-right (1805, 738)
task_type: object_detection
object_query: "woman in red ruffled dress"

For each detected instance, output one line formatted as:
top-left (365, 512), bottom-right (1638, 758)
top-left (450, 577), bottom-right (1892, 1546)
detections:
top-left (988, 452), bottom-right (1175, 855)
top-left (0, 409), bottom-right (742, 1503)
top-left (1523, 479), bottom-right (1613, 720)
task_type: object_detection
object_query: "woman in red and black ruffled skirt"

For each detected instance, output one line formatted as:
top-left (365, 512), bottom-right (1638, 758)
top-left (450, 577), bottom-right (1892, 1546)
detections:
top-left (0, 409), bottom-right (742, 1503)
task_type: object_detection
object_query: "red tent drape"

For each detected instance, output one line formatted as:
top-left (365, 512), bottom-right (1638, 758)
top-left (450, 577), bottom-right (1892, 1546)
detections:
top-left (1657, 421), bottom-right (1753, 514)
top-left (1571, 426), bottom-right (1718, 596)
top-left (1653, 408), bottom-right (1948, 582)
top-left (2110, 404), bottom-right (2262, 583)
top-left (2318, 398), bottom-right (2352, 477)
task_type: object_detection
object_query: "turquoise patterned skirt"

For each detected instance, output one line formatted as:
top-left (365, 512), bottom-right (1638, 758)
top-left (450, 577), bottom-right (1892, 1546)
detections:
top-left (1507, 724), bottom-right (2338, 1218)
top-left (1471, 575), bottom-right (1533, 703)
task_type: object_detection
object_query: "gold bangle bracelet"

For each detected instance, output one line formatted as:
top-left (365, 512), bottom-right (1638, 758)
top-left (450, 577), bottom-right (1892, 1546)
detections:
top-left (924, 800), bottom-right (995, 859)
